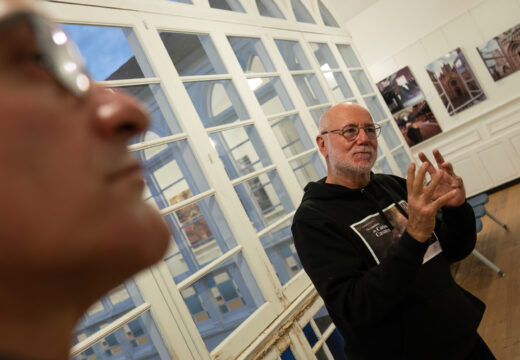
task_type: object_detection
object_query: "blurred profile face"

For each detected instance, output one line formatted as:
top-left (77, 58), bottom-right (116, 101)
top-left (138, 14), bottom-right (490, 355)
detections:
top-left (317, 103), bottom-right (378, 176)
top-left (0, 0), bottom-right (169, 288)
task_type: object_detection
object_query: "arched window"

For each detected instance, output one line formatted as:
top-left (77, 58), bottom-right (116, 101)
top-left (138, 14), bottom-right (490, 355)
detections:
top-left (318, 0), bottom-right (339, 27)
top-left (290, 0), bottom-right (315, 24)
top-left (256, 0), bottom-right (285, 19)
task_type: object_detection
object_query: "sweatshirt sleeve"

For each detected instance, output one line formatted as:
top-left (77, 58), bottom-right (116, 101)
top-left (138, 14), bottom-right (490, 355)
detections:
top-left (435, 201), bottom-right (477, 262)
top-left (292, 207), bottom-right (428, 330)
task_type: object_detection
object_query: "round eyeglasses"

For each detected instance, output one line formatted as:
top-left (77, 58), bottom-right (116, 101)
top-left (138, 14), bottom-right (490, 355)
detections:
top-left (320, 124), bottom-right (381, 142)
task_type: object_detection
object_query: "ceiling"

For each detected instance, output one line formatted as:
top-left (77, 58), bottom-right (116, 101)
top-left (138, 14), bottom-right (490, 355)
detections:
top-left (326, 0), bottom-right (380, 26)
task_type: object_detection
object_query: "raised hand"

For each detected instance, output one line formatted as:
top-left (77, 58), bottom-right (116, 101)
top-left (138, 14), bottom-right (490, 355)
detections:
top-left (418, 149), bottom-right (466, 208)
top-left (406, 161), bottom-right (458, 243)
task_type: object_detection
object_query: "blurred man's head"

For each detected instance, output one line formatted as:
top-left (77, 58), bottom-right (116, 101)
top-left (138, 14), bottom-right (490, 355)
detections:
top-left (0, 0), bottom-right (168, 307)
top-left (316, 102), bottom-right (380, 187)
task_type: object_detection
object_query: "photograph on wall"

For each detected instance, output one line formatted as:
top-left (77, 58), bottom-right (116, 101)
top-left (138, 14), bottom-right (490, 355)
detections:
top-left (477, 23), bottom-right (520, 81)
top-left (425, 48), bottom-right (486, 116)
top-left (376, 66), bottom-right (442, 147)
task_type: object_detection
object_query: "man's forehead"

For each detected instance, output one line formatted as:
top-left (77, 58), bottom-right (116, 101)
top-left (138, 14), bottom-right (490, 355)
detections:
top-left (329, 104), bottom-right (374, 127)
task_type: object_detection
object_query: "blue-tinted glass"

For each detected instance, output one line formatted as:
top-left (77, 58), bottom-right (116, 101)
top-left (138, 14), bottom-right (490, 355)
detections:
top-left (318, 0), bottom-right (339, 27)
top-left (392, 146), bottom-right (411, 176)
top-left (365, 95), bottom-right (386, 122)
top-left (281, 347), bottom-right (297, 360)
top-left (381, 121), bottom-right (401, 150)
top-left (63, 24), bottom-right (153, 81)
top-left (270, 114), bottom-right (312, 157)
top-left (184, 80), bottom-right (250, 128)
top-left (179, 253), bottom-right (264, 351)
top-left (291, 0), bottom-right (315, 23)
top-left (303, 322), bottom-right (318, 347)
top-left (351, 70), bottom-right (373, 95)
top-left (159, 32), bottom-right (226, 76)
top-left (72, 283), bottom-right (171, 360)
top-left (260, 221), bottom-right (302, 284)
top-left (134, 140), bottom-right (209, 210)
top-left (118, 84), bottom-right (183, 145)
top-left (228, 36), bottom-right (276, 73)
top-left (209, 0), bottom-right (245, 12)
top-left (336, 44), bottom-right (361, 68)
top-left (324, 72), bottom-right (354, 101)
top-left (275, 40), bottom-right (312, 70)
top-left (310, 42), bottom-right (339, 69)
top-left (234, 170), bottom-right (294, 232)
top-left (163, 196), bottom-right (237, 282)
top-left (325, 329), bottom-right (347, 360)
top-left (249, 77), bottom-right (294, 115)
top-left (291, 152), bottom-right (326, 188)
top-left (374, 156), bottom-right (393, 174)
top-left (169, 0), bottom-right (192, 3)
top-left (310, 106), bottom-right (331, 127)
top-left (256, 0), bottom-right (285, 18)
top-left (210, 125), bottom-right (272, 180)
top-left (313, 307), bottom-right (332, 334)
top-left (292, 74), bottom-right (328, 106)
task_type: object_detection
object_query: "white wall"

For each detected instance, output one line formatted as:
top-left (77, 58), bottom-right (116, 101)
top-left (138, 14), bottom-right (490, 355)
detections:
top-left (341, 0), bottom-right (520, 195)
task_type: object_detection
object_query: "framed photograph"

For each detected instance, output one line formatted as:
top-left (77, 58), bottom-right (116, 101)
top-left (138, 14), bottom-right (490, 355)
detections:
top-left (377, 66), bottom-right (442, 147)
top-left (477, 23), bottom-right (520, 81)
top-left (426, 48), bottom-right (486, 116)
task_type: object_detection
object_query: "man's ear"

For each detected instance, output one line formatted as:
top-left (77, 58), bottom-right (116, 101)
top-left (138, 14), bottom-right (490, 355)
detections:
top-left (316, 134), bottom-right (328, 158)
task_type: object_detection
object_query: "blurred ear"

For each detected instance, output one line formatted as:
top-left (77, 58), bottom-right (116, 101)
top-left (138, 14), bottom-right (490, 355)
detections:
top-left (316, 134), bottom-right (328, 158)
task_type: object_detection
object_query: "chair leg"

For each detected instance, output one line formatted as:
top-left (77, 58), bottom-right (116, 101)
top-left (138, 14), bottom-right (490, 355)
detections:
top-left (485, 210), bottom-right (509, 230)
top-left (472, 250), bottom-right (505, 277)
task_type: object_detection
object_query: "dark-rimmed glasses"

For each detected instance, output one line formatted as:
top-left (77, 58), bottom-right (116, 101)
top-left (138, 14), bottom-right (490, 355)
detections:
top-left (320, 124), bottom-right (381, 141)
top-left (0, 11), bottom-right (90, 97)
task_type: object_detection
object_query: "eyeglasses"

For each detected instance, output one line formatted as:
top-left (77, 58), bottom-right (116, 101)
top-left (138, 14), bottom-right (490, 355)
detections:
top-left (320, 124), bottom-right (381, 141)
top-left (0, 11), bottom-right (90, 97)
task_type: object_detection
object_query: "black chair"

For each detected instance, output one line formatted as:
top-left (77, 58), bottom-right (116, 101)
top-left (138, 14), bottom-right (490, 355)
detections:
top-left (467, 193), bottom-right (508, 277)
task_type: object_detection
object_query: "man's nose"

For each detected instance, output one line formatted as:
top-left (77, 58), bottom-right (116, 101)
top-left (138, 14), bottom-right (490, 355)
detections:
top-left (356, 127), bottom-right (371, 143)
top-left (93, 86), bottom-right (149, 139)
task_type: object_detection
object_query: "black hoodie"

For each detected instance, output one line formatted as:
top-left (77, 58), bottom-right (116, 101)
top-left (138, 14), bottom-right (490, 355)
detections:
top-left (292, 173), bottom-right (485, 360)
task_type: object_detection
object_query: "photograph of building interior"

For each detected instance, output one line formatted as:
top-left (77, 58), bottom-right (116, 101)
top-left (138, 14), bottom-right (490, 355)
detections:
top-left (7, 0), bottom-right (519, 359)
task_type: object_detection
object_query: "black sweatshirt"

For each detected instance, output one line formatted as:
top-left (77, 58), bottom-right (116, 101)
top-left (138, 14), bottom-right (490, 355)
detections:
top-left (292, 173), bottom-right (485, 360)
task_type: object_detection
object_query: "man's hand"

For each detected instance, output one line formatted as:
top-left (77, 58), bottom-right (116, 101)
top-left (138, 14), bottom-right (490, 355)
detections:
top-left (406, 161), bottom-right (458, 243)
top-left (418, 149), bottom-right (466, 208)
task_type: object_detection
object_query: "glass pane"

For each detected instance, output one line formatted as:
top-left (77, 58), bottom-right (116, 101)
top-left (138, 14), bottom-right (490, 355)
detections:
top-left (135, 140), bottom-right (209, 209)
top-left (392, 146), bottom-right (411, 176)
top-left (281, 347), bottom-right (297, 360)
top-left (318, 0), bottom-right (339, 27)
top-left (163, 196), bottom-right (237, 282)
top-left (249, 77), bottom-right (294, 115)
top-left (270, 114), bottom-right (313, 157)
top-left (315, 347), bottom-right (328, 360)
top-left (323, 71), bottom-right (353, 101)
top-left (302, 322), bottom-right (318, 347)
top-left (209, 0), bottom-right (245, 12)
top-left (310, 42), bottom-right (339, 69)
top-left (313, 307), bottom-right (332, 334)
top-left (336, 44), bottom-right (361, 68)
top-left (169, 0), bottom-right (192, 3)
top-left (184, 80), bottom-right (250, 128)
top-left (374, 156), bottom-right (393, 174)
top-left (228, 36), bottom-right (276, 73)
top-left (73, 283), bottom-right (170, 359)
top-left (234, 170), bottom-right (294, 232)
top-left (180, 253), bottom-right (264, 351)
top-left (275, 40), bottom-right (312, 71)
top-left (260, 220), bottom-right (302, 285)
top-left (293, 74), bottom-right (328, 106)
top-left (291, 0), bottom-right (315, 23)
top-left (209, 125), bottom-right (272, 180)
top-left (62, 24), bottom-right (153, 81)
top-left (381, 121), bottom-right (401, 150)
top-left (256, 0), bottom-right (285, 19)
top-left (325, 329), bottom-right (347, 360)
top-left (351, 69), bottom-right (373, 94)
top-left (365, 95), bottom-right (386, 122)
top-left (118, 84), bottom-right (182, 145)
top-left (291, 152), bottom-right (326, 187)
top-left (159, 32), bottom-right (226, 76)
top-left (310, 106), bottom-right (330, 126)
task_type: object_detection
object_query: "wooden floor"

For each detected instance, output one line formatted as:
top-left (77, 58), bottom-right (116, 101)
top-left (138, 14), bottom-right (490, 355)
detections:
top-left (452, 183), bottom-right (520, 360)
